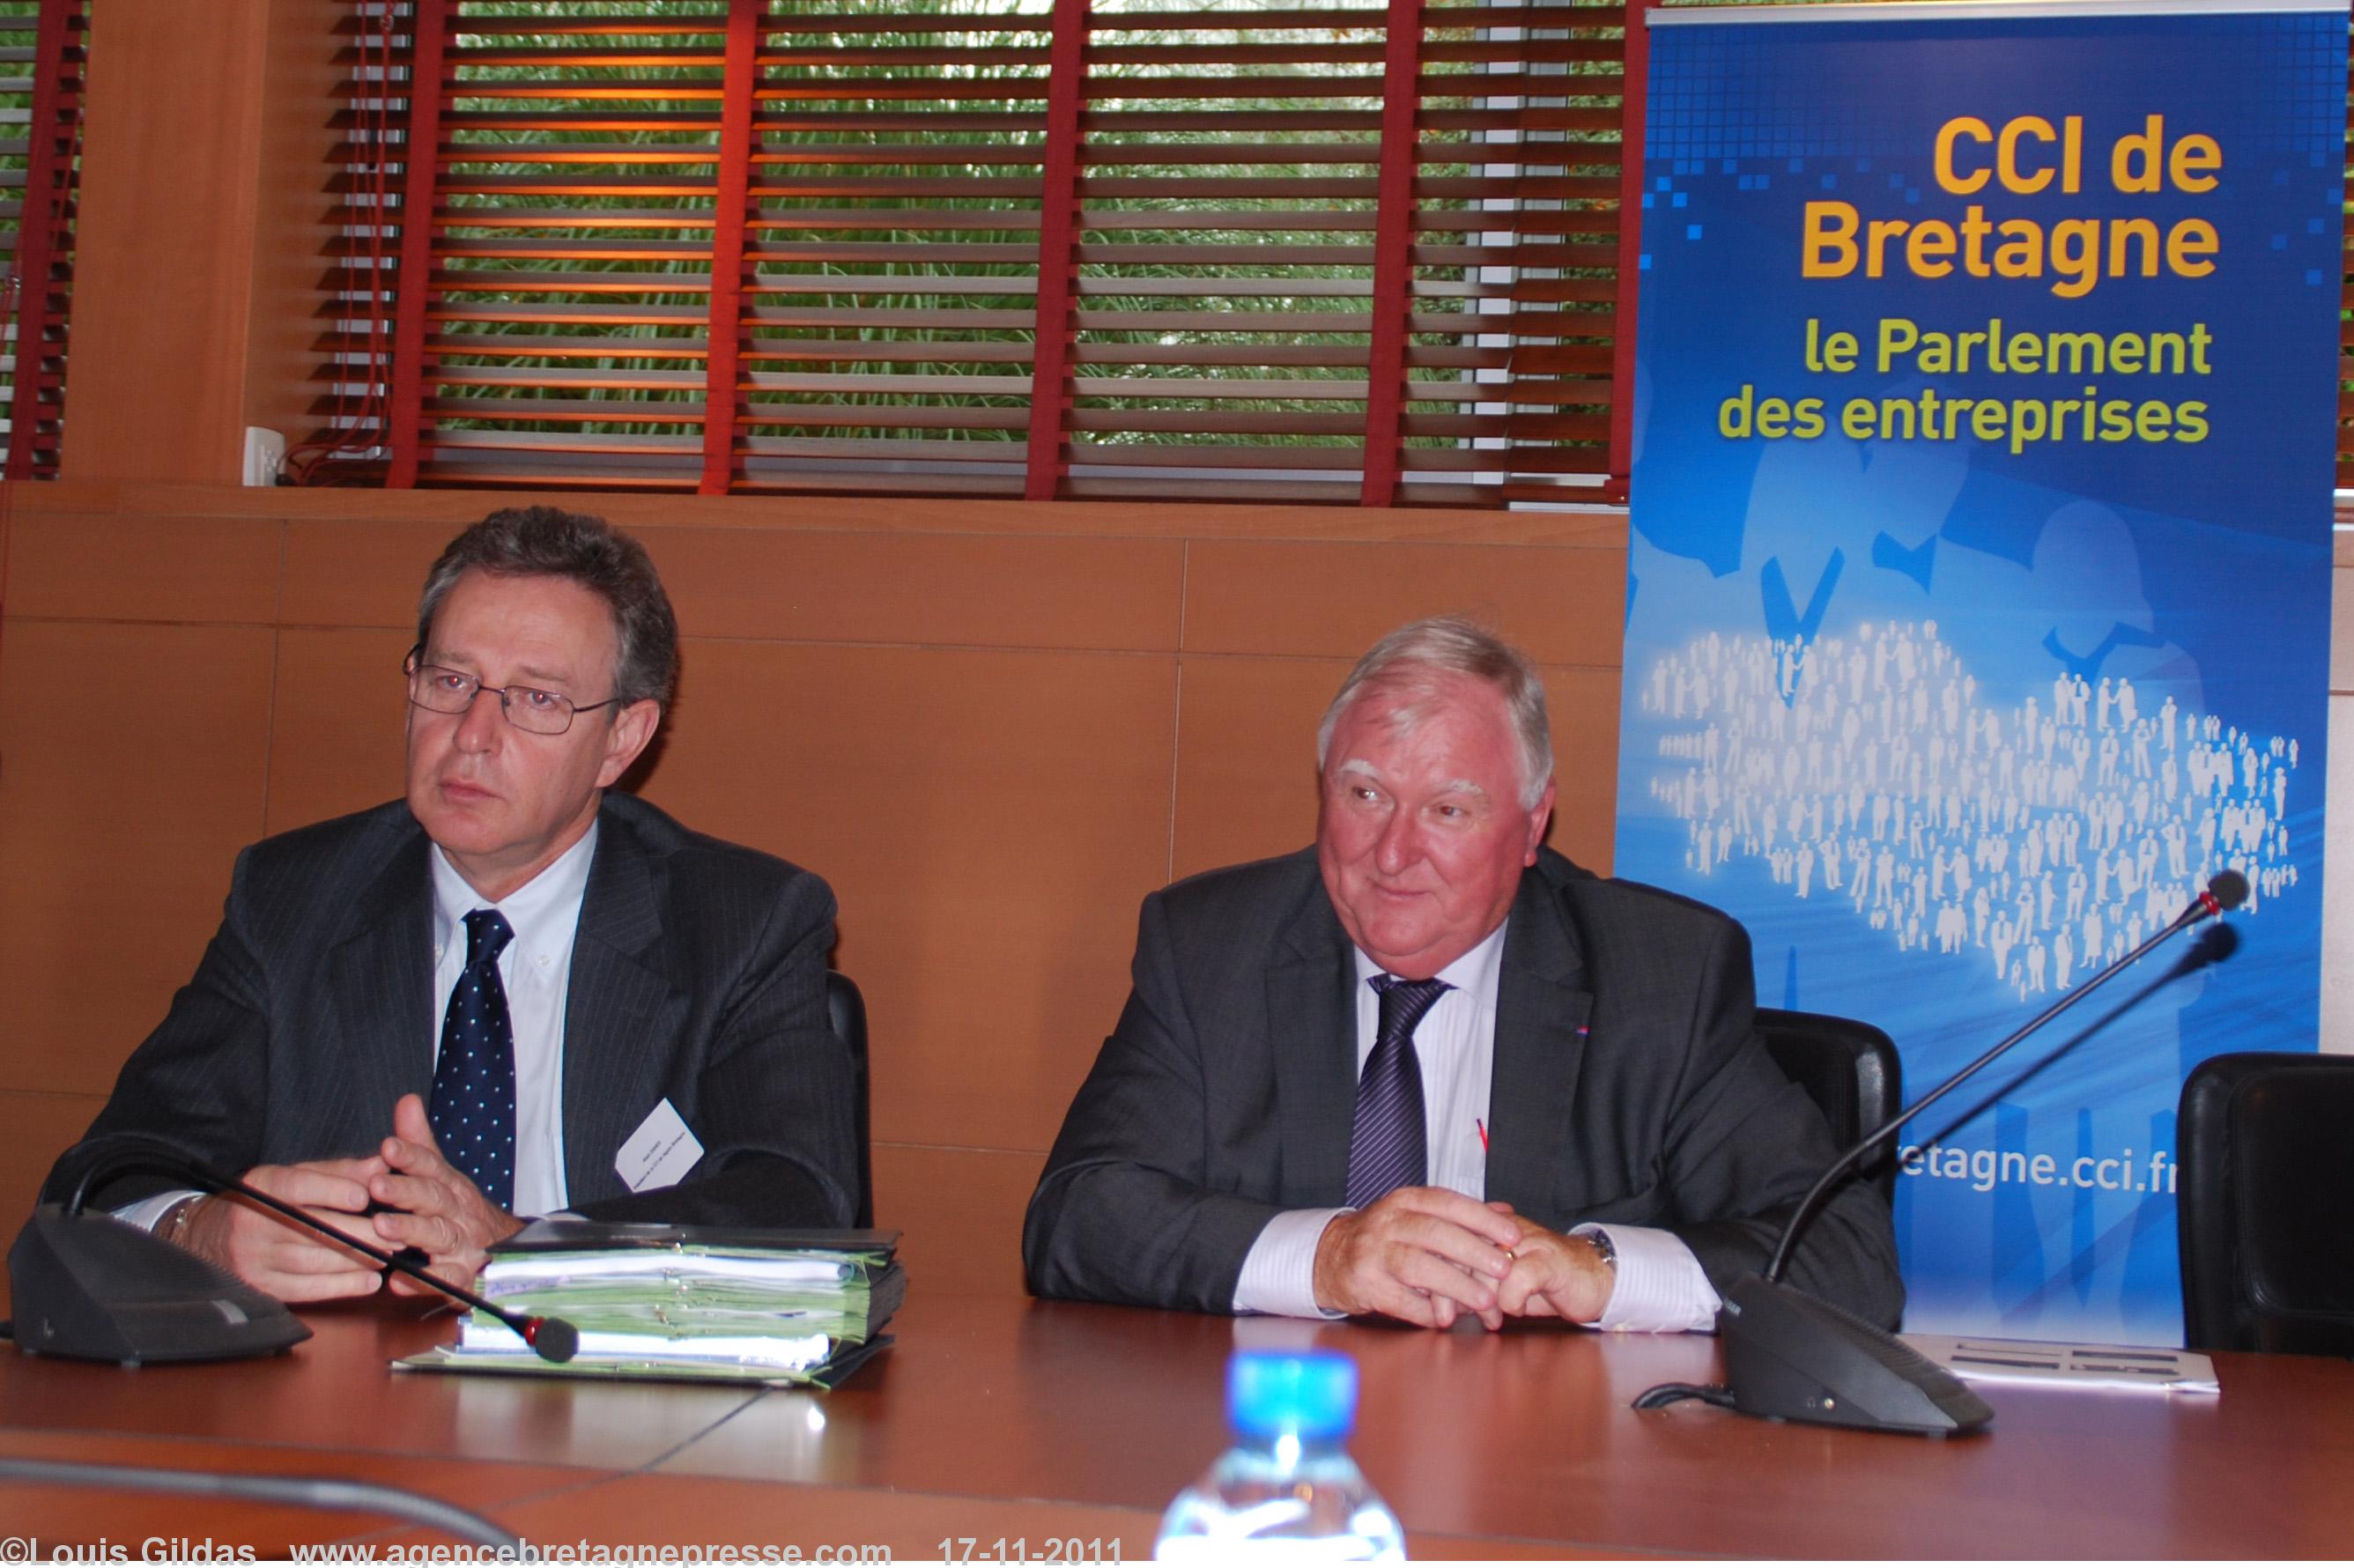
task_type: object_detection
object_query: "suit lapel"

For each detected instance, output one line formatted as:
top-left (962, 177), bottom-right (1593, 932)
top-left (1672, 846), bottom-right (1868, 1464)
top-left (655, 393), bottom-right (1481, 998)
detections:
top-left (329, 827), bottom-right (437, 1114)
top-left (562, 809), bottom-right (682, 1204)
top-left (1267, 883), bottom-right (1361, 1207)
top-left (1484, 867), bottom-right (1593, 1216)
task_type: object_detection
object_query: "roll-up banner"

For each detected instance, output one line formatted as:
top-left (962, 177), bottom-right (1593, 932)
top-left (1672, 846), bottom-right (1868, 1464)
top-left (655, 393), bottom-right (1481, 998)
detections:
top-left (1617, 0), bottom-right (2343, 1342)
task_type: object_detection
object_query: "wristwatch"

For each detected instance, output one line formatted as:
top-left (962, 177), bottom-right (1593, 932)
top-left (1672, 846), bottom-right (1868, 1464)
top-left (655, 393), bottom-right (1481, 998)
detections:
top-left (1581, 1226), bottom-right (1617, 1276)
top-left (159, 1194), bottom-right (205, 1251)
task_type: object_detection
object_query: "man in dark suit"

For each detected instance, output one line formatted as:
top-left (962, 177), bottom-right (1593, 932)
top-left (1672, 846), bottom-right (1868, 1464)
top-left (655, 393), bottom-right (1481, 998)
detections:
top-left (1024, 617), bottom-right (1901, 1331)
top-left (45, 508), bottom-right (856, 1300)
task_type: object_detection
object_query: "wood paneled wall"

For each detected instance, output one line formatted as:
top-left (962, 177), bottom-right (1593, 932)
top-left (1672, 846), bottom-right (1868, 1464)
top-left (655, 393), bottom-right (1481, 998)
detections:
top-left (0, 482), bottom-right (1628, 1302)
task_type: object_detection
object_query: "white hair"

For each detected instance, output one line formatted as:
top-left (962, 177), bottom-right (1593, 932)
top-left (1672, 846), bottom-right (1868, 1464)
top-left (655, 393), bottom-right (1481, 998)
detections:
top-left (1315, 616), bottom-right (1554, 810)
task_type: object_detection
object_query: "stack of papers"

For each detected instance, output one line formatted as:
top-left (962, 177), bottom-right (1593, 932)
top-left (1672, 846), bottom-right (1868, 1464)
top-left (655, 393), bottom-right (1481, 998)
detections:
top-left (396, 1222), bottom-right (904, 1388)
top-left (1903, 1335), bottom-right (2220, 1394)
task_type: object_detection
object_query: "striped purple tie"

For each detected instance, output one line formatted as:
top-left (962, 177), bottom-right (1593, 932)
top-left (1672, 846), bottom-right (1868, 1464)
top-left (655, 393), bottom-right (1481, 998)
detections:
top-left (1345, 974), bottom-right (1451, 1209)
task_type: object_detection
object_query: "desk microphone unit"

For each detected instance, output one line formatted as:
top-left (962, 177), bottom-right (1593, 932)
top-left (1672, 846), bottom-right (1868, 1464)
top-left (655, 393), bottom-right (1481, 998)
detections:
top-left (9, 1139), bottom-right (577, 1366)
top-left (1637, 869), bottom-right (2248, 1437)
top-left (9, 1203), bottom-right (311, 1365)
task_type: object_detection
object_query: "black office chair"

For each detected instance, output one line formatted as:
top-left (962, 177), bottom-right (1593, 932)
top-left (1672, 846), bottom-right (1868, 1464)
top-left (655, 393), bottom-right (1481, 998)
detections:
top-left (1754, 1008), bottom-right (1903, 1200)
top-left (2177, 1051), bottom-right (2354, 1356)
top-left (825, 971), bottom-right (875, 1228)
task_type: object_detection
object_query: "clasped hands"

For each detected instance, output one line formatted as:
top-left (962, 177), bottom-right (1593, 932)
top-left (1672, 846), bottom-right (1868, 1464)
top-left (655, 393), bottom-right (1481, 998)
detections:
top-left (174, 1093), bottom-right (525, 1301)
top-left (1311, 1187), bottom-right (1614, 1330)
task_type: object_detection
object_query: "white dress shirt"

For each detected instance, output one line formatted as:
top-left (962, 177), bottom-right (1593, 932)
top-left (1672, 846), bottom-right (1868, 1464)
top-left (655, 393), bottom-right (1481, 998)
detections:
top-left (425, 824), bottom-right (597, 1218)
top-left (1232, 919), bottom-right (1721, 1330)
top-left (121, 825), bottom-right (598, 1231)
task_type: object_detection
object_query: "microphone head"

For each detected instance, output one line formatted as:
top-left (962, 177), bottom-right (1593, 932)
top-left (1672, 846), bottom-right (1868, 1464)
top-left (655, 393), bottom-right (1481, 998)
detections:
top-left (528, 1316), bottom-right (579, 1364)
top-left (2207, 869), bottom-right (2249, 912)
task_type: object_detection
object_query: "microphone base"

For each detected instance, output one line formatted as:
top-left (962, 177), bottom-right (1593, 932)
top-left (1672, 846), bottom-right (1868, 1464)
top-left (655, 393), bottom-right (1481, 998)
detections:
top-left (9, 1206), bottom-right (310, 1365)
top-left (1712, 1273), bottom-right (1992, 1437)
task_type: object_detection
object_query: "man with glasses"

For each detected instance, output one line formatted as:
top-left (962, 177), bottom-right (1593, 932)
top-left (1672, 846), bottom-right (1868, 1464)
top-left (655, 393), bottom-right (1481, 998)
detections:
top-left (44, 508), bottom-right (859, 1299)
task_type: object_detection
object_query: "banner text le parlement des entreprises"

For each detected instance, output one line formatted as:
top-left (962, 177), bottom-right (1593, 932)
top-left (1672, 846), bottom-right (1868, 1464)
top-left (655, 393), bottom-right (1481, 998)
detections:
top-left (1721, 114), bottom-right (2220, 457)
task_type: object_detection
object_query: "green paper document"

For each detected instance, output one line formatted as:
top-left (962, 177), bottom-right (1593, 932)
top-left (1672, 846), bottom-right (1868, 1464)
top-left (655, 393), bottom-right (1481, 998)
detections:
top-left (395, 1222), bottom-right (904, 1389)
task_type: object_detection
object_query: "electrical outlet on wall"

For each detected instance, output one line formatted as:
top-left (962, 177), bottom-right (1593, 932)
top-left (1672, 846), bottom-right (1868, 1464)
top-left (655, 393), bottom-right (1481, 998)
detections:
top-left (242, 426), bottom-right (287, 487)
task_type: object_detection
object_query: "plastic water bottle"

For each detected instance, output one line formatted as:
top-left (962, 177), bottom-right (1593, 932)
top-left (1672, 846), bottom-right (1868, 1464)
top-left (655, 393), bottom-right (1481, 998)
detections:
top-left (1153, 1349), bottom-right (1407, 1562)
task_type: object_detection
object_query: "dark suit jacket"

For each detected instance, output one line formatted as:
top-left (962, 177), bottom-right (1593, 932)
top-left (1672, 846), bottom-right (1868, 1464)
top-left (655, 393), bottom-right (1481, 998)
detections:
top-left (46, 793), bottom-right (858, 1229)
top-left (1023, 847), bottom-right (1903, 1328)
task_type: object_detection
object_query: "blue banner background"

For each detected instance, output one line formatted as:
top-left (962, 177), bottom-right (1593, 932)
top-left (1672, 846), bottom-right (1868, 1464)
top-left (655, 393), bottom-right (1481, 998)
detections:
top-left (1618, 3), bottom-right (2343, 1342)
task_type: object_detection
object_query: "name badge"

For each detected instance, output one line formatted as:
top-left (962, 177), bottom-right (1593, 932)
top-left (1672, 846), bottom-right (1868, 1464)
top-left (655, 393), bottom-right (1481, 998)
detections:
top-left (615, 1098), bottom-right (704, 1193)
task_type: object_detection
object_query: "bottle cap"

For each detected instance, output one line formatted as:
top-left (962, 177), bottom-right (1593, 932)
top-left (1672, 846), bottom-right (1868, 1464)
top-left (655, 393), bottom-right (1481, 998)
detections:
top-left (1226, 1350), bottom-right (1358, 1440)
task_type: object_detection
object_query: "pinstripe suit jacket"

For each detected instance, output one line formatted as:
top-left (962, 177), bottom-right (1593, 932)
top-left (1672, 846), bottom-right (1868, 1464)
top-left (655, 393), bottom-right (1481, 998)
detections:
top-left (45, 793), bottom-right (858, 1228)
top-left (1022, 847), bottom-right (1904, 1328)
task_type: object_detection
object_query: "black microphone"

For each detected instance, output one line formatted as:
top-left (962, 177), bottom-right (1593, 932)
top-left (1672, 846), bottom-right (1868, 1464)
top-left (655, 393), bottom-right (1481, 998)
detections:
top-left (14, 1140), bottom-right (576, 1365)
top-left (0, 1456), bottom-right (520, 1550)
top-left (1636, 869), bottom-right (2247, 1436)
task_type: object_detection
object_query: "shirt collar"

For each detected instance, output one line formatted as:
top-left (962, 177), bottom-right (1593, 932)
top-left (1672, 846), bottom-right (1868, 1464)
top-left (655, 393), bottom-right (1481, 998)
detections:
top-left (430, 821), bottom-right (600, 965)
top-left (1351, 915), bottom-right (1510, 1000)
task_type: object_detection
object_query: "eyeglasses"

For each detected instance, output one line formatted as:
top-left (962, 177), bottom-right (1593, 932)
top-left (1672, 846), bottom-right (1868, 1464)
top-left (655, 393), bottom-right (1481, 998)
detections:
top-left (403, 648), bottom-right (621, 736)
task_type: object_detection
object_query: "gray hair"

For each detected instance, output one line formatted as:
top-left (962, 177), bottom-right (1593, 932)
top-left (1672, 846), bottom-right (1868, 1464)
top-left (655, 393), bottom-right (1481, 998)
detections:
top-left (1315, 616), bottom-right (1554, 810)
top-left (415, 507), bottom-right (678, 709)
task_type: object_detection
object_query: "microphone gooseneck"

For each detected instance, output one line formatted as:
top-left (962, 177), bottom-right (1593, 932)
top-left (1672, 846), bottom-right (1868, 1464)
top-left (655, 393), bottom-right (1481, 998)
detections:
top-left (1761, 869), bottom-right (2248, 1286)
top-left (65, 1142), bottom-right (577, 1364)
top-left (1634, 869), bottom-right (2249, 1436)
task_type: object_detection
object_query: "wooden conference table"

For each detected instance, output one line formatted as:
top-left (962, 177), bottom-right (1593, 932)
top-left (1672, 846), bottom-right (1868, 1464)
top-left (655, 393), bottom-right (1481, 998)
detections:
top-left (3, 1292), bottom-right (2351, 1560)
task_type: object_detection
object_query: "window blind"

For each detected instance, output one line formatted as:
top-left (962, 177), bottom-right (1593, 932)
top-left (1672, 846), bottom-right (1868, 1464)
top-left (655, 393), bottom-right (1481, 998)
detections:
top-left (0, 0), bottom-right (86, 483)
top-left (321, 0), bottom-right (1640, 505)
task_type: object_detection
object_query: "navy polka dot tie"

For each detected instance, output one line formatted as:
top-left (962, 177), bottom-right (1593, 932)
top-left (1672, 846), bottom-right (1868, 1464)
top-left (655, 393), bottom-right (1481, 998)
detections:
top-left (1344, 974), bottom-right (1450, 1209)
top-left (429, 908), bottom-right (516, 1210)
